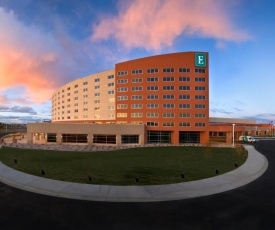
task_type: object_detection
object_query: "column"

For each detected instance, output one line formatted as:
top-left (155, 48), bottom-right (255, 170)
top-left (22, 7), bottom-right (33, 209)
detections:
top-left (87, 134), bottom-right (93, 146)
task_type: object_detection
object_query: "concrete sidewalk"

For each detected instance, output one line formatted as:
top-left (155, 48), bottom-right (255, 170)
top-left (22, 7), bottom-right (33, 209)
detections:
top-left (0, 145), bottom-right (268, 202)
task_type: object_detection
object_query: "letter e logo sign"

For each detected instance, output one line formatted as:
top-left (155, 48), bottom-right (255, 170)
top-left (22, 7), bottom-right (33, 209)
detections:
top-left (195, 53), bottom-right (206, 67)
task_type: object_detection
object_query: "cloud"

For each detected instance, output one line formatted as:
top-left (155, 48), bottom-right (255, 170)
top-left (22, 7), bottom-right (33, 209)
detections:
top-left (0, 7), bottom-right (91, 104)
top-left (91, 0), bottom-right (251, 51)
top-left (0, 106), bottom-right (37, 115)
top-left (211, 108), bottom-right (233, 115)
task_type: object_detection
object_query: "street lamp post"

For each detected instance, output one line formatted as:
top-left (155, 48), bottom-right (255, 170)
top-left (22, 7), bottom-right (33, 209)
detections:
top-left (232, 124), bottom-right (235, 147)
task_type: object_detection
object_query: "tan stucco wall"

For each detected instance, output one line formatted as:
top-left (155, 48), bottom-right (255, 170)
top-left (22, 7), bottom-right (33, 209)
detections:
top-left (27, 123), bottom-right (145, 145)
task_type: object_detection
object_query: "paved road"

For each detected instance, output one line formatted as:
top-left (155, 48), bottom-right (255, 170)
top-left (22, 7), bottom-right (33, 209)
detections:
top-left (0, 140), bottom-right (274, 230)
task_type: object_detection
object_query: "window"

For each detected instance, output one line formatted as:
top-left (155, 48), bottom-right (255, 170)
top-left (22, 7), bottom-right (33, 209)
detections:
top-left (95, 92), bottom-right (100, 96)
top-left (147, 86), bottom-right (158, 91)
top-left (93, 135), bottom-right (116, 144)
top-left (117, 104), bottom-right (128, 109)
top-left (163, 104), bottom-right (174, 109)
top-left (179, 104), bottom-right (191, 109)
top-left (83, 101), bottom-right (88, 105)
top-left (147, 68), bottom-right (158, 73)
top-left (179, 95), bottom-right (190, 100)
top-left (147, 112), bottom-right (159, 118)
top-left (94, 107), bottom-right (100, 111)
top-left (74, 84), bottom-right (78, 88)
top-left (108, 89), bottom-right (114, 94)
top-left (195, 86), bottom-right (206, 91)
top-left (163, 86), bottom-right (174, 90)
top-left (195, 95), bottom-right (206, 100)
top-left (131, 104), bottom-right (142, 109)
top-left (67, 93), bottom-right (70, 96)
top-left (195, 114), bottom-right (206, 118)
top-left (74, 90), bottom-right (78, 94)
top-left (147, 77), bottom-right (158, 82)
top-left (163, 113), bottom-right (174, 118)
top-left (179, 113), bottom-right (191, 118)
top-left (108, 75), bottom-right (114, 79)
top-left (131, 113), bottom-right (143, 117)
top-left (118, 79), bottom-right (128, 84)
top-left (163, 68), bottom-right (174, 73)
top-left (131, 95), bottom-right (143, 100)
top-left (117, 71), bottom-right (128, 76)
top-left (132, 86), bottom-right (142, 91)
top-left (83, 88), bottom-right (88, 92)
top-left (179, 77), bottom-right (190, 82)
top-left (163, 122), bottom-right (174, 127)
top-left (195, 123), bottom-right (206, 127)
top-left (147, 122), bottom-right (159, 126)
top-left (67, 87), bottom-right (70, 90)
top-left (108, 106), bottom-right (115, 110)
top-left (74, 97), bottom-right (78, 100)
top-left (195, 77), bottom-right (206, 82)
top-left (147, 104), bottom-right (158, 108)
top-left (95, 100), bottom-right (100, 103)
top-left (117, 87), bottom-right (128, 92)
top-left (117, 96), bottom-right (128, 100)
top-left (121, 135), bottom-right (139, 144)
top-left (195, 68), bottom-right (206, 73)
top-left (163, 95), bottom-right (174, 100)
top-left (117, 113), bottom-right (127, 117)
top-left (83, 108), bottom-right (88, 111)
top-left (95, 85), bottom-right (100, 89)
top-left (132, 78), bottom-right (142, 83)
top-left (132, 69), bottom-right (142, 74)
top-left (83, 81), bottom-right (88, 85)
top-left (179, 122), bottom-right (191, 127)
top-left (95, 78), bottom-right (100, 82)
top-left (147, 95), bottom-right (158, 100)
top-left (83, 95), bottom-right (88, 98)
top-left (163, 77), bottom-right (174, 82)
top-left (179, 68), bottom-right (190, 73)
top-left (108, 82), bottom-right (114, 87)
top-left (74, 103), bottom-right (78, 106)
top-left (179, 86), bottom-right (190, 90)
top-left (195, 104), bottom-right (206, 109)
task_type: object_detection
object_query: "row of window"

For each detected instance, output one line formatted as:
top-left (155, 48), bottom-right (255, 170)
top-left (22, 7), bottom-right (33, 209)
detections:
top-left (117, 68), bottom-right (206, 75)
top-left (117, 104), bottom-right (206, 109)
top-left (116, 86), bottom-right (206, 92)
top-left (117, 77), bottom-right (205, 83)
top-left (147, 122), bottom-right (206, 127)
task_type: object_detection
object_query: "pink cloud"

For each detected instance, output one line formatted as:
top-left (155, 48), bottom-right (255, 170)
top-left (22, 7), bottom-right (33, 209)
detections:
top-left (0, 8), bottom-right (78, 104)
top-left (91, 0), bottom-right (251, 50)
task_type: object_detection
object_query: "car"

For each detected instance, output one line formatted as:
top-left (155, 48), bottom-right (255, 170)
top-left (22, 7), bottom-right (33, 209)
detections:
top-left (239, 136), bottom-right (257, 143)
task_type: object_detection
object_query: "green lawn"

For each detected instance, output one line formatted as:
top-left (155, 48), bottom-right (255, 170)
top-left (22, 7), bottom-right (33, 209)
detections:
top-left (0, 146), bottom-right (247, 185)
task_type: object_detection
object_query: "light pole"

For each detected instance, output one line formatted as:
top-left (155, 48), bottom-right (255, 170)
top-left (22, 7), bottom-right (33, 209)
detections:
top-left (232, 124), bottom-right (235, 147)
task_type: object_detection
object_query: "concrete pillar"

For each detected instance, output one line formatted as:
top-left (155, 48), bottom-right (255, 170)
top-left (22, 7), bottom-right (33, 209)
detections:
top-left (139, 134), bottom-right (145, 145)
top-left (27, 133), bottom-right (32, 144)
top-left (87, 134), bottom-right (93, 146)
top-left (56, 133), bottom-right (62, 145)
top-left (116, 134), bottom-right (121, 146)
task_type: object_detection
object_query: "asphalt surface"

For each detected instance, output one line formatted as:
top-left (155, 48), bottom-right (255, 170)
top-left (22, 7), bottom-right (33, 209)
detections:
top-left (0, 140), bottom-right (274, 229)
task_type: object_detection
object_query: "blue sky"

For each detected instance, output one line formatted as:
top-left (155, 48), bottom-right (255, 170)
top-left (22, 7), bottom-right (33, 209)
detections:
top-left (0, 0), bottom-right (274, 124)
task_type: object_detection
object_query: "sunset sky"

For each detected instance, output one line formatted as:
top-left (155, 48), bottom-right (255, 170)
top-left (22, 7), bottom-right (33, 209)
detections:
top-left (0, 0), bottom-right (274, 124)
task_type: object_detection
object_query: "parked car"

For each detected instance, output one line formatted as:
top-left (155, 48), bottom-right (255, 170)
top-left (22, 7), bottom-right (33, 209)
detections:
top-left (239, 136), bottom-right (257, 143)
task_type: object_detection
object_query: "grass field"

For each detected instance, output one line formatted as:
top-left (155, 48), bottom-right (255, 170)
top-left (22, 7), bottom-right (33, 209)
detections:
top-left (0, 146), bottom-right (247, 185)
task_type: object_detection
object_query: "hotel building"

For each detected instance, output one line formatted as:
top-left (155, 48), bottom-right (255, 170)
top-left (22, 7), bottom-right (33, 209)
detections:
top-left (26, 52), bottom-right (271, 146)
